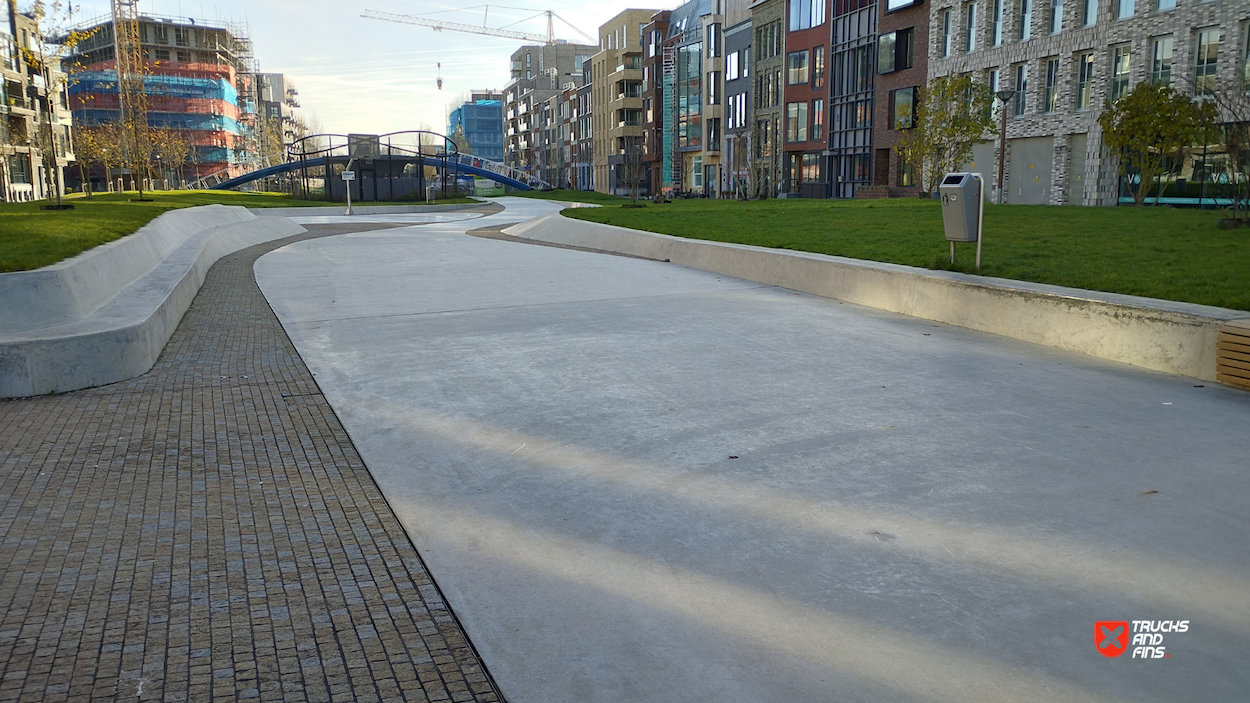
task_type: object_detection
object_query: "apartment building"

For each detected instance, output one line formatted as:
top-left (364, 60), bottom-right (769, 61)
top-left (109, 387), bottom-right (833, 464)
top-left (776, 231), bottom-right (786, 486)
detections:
top-left (751, 0), bottom-right (787, 196)
top-left (574, 59), bottom-right (595, 190)
top-left (782, 0), bottom-right (832, 196)
top-left (641, 10), bottom-right (672, 194)
top-left (448, 90), bottom-right (504, 163)
top-left (871, 0), bottom-right (929, 195)
top-left (929, 0), bottom-right (1250, 204)
top-left (1, 4), bottom-right (74, 202)
top-left (591, 9), bottom-right (655, 195)
top-left (724, 17), bottom-right (754, 196)
top-left (258, 73), bottom-right (304, 153)
top-left (503, 43), bottom-right (596, 176)
top-left (66, 13), bottom-right (260, 182)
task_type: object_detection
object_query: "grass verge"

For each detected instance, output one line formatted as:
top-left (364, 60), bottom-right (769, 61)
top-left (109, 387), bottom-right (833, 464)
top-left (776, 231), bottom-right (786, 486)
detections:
top-left (562, 197), bottom-right (1250, 311)
top-left (0, 191), bottom-right (474, 273)
top-left (501, 189), bottom-right (630, 205)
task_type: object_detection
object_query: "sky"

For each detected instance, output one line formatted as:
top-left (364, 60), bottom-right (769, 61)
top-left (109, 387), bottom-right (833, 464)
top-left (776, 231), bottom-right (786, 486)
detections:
top-left (63, 0), bottom-right (667, 136)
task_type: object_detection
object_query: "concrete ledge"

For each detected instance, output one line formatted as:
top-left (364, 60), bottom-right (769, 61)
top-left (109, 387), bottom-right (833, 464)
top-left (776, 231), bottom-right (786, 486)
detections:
top-left (250, 203), bottom-right (487, 217)
top-left (0, 205), bottom-right (254, 332)
top-left (506, 214), bottom-right (1250, 381)
top-left (0, 207), bottom-right (305, 397)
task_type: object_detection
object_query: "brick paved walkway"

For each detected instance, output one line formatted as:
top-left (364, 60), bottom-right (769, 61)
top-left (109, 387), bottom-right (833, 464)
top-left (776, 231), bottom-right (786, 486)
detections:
top-left (0, 220), bottom-right (503, 703)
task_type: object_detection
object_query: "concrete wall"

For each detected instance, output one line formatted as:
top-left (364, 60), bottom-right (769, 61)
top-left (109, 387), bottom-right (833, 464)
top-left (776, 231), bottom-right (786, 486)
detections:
top-left (506, 214), bottom-right (1250, 381)
top-left (250, 202), bottom-right (489, 217)
top-left (0, 206), bottom-right (305, 397)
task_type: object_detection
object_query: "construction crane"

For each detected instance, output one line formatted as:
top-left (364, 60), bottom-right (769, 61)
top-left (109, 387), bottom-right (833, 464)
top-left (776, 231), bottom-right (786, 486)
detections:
top-left (361, 7), bottom-right (595, 46)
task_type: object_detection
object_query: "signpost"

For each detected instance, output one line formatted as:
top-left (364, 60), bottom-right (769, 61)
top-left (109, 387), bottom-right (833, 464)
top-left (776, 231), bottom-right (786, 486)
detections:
top-left (343, 169), bottom-right (356, 215)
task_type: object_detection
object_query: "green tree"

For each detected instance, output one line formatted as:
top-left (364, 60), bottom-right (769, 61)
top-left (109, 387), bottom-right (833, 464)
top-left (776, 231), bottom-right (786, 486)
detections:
top-left (894, 74), bottom-right (995, 195)
top-left (21, 0), bottom-right (95, 207)
top-left (1099, 82), bottom-right (1213, 207)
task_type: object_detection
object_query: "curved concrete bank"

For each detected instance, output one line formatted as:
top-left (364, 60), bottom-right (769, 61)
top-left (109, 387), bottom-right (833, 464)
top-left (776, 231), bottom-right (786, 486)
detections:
top-left (0, 205), bottom-right (305, 397)
top-left (249, 202), bottom-right (489, 217)
top-left (507, 214), bottom-right (1250, 382)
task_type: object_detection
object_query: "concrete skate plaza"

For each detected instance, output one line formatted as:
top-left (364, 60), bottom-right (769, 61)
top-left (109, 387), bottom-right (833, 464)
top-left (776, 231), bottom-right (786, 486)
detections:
top-left (253, 198), bottom-right (1250, 702)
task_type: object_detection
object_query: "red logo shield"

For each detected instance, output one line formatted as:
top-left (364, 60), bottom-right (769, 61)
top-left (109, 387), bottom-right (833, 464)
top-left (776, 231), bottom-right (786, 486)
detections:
top-left (1096, 621), bottom-right (1129, 658)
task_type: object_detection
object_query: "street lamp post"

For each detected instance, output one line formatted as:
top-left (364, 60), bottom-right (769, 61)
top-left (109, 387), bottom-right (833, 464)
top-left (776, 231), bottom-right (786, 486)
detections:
top-left (996, 89), bottom-right (1016, 205)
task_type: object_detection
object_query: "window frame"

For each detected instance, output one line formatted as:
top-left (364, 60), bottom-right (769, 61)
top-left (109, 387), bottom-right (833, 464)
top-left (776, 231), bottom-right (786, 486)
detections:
top-left (787, 50), bottom-right (810, 85)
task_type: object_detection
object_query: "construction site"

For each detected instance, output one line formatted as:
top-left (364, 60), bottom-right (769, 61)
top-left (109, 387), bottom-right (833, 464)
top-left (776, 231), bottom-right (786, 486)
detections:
top-left (63, 8), bottom-right (267, 190)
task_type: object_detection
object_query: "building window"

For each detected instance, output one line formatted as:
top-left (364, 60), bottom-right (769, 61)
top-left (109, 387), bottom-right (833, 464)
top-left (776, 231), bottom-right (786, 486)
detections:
top-left (788, 50), bottom-right (810, 85)
top-left (1044, 57), bottom-right (1060, 112)
top-left (1075, 52), bottom-right (1094, 110)
top-left (813, 46), bottom-right (825, 88)
top-left (707, 118), bottom-right (722, 147)
top-left (1149, 36), bottom-right (1173, 85)
top-left (1116, 0), bottom-right (1134, 18)
top-left (727, 51), bottom-right (739, 80)
top-left (811, 98), bottom-right (825, 140)
top-left (965, 3), bottom-right (977, 52)
top-left (1049, 0), bottom-right (1062, 33)
top-left (1111, 45), bottom-right (1131, 101)
top-left (1013, 64), bottom-right (1028, 116)
top-left (942, 9), bottom-right (952, 57)
top-left (992, 0), bottom-right (1004, 46)
top-left (899, 153), bottom-right (915, 186)
top-left (1019, 0), bottom-right (1032, 41)
top-left (743, 48), bottom-right (750, 76)
top-left (707, 24), bottom-right (721, 57)
top-left (1195, 28), bottom-right (1221, 95)
top-left (890, 87), bottom-right (916, 129)
top-left (878, 29), bottom-right (913, 73)
top-left (1083, 0), bottom-right (1097, 26)
top-left (786, 102), bottom-right (809, 141)
top-left (1157, 0), bottom-right (1175, 10)
top-left (789, 0), bottom-right (827, 31)
top-left (879, 32), bottom-right (896, 72)
top-left (1244, 26), bottom-right (1250, 90)
top-left (707, 72), bottom-right (721, 104)
top-left (988, 68), bottom-right (1000, 120)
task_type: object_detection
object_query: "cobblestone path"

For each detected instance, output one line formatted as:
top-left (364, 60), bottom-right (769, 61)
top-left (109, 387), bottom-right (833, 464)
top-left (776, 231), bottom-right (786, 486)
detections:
top-left (0, 221), bottom-right (503, 703)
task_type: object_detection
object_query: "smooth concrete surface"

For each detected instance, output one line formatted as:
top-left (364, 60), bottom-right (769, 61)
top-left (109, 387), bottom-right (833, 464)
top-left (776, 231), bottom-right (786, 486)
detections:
top-left (285, 212), bottom-right (485, 225)
top-left (256, 199), bottom-right (1250, 703)
top-left (249, 202), bottom-right (488, 217)
top-left (0, 207), bottom-right (304, 396)
top-left (506, 214), bottom-right (1250, 382)
top-left (0, 204), bottom-right (254, 333)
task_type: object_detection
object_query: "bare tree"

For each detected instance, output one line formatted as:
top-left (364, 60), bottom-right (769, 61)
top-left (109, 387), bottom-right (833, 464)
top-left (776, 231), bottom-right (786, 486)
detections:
top-left (1203, 80), bottom-right (1250, 224)
top-left (619, 136), bottom-right (647, 204)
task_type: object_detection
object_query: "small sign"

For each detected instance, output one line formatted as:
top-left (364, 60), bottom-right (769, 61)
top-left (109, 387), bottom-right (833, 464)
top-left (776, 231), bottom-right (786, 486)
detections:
top-left (342, 170), bottom-right (356, 181)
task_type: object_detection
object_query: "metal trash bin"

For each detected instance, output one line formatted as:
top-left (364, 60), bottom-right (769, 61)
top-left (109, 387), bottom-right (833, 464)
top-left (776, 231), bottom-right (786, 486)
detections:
top-left (938, 172), bottom-right (986, 268)
top-left (939, 173), bottom-right (983, 242)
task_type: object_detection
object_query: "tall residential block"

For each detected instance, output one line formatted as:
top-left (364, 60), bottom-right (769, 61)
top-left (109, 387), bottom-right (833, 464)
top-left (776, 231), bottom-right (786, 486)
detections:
top-left (448, 90), bottom-right (504, 163)
top-left (1, 2), bottom-right (74, 202)
top-left (258, 73), bottom-right (304, 153)
top-left (591, 9), bottom-right (657, 194)
top-left (503, 42), bottom-right (597, 175)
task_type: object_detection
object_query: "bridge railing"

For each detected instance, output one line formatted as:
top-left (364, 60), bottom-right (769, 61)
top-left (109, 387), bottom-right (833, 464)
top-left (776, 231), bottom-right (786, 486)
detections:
top-left (447, 154), bottom-right (553, 191)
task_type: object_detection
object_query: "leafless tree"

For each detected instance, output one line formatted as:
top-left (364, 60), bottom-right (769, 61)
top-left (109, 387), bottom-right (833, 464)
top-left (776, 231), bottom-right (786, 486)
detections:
top-left (619, 136), bottom-right (647, 204)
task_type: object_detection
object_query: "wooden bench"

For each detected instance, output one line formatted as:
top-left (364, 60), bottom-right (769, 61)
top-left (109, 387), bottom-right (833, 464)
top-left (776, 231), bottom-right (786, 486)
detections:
top-left (1217, 319), bottom-right (1250, 391)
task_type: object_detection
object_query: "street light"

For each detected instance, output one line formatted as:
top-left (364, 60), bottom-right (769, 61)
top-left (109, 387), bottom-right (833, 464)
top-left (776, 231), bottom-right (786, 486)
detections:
top-left (995, 89), bottom-right (1016, 205)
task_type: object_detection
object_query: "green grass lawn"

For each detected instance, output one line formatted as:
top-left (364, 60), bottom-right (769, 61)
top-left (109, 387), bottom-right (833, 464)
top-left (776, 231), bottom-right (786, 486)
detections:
top-left (0, 190), bottom-right (476, 273)
top-left (563, 197), bottom-right (1250, 311)
top-left (502, 189), bottom-right (629, 205)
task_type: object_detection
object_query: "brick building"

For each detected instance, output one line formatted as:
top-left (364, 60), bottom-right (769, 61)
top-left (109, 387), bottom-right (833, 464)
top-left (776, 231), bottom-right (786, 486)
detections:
top-left (928, 0), bottom-right (1250, 205)
top-left (872, 0), bottom-right (928, 195)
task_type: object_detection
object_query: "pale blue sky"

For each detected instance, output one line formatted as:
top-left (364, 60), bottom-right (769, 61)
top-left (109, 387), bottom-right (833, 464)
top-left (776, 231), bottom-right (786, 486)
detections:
top-left (64, 0), bottom-right (650, 135)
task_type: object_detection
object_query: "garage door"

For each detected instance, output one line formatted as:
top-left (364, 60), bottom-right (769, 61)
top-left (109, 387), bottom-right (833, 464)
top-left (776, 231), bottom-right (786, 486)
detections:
top-left (1008, 137), bottom-right (1053, 205)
